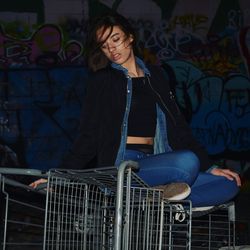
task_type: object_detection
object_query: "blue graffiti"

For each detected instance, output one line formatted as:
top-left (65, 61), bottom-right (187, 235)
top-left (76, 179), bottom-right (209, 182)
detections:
top-left (165, 60), bottom-right (250, 155)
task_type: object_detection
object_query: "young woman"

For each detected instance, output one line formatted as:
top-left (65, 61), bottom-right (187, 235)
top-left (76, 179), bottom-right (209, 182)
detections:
top-left (32, 13), bottom-right (241, 208)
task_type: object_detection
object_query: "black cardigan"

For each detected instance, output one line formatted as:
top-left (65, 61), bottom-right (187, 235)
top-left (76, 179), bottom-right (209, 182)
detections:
top-left (60, 64), bottom-right (212, 171)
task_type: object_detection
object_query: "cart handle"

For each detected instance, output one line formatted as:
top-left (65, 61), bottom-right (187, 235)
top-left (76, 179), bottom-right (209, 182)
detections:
top-left (1, 176), bottom-right (47, 194)
top-left (120, 160), bottom-right (139, 171)
top-left (0, 167), bottom-right (46, 176)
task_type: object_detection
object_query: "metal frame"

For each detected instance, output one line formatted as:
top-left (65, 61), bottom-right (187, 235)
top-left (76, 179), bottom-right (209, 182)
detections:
top-left (0, 163), bottom-right (235, 250)
top-left (114, 161), bottom-right (192, 250)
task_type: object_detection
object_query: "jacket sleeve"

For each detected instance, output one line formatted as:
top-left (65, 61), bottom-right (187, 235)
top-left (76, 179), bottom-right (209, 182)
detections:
top-left (153, 64), bottom-right (213, 172)
top-left (59, 75), bottom-right (100, 170)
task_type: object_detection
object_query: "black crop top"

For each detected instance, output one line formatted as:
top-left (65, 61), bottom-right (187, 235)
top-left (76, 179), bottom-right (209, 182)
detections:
top-left (127, 77), bottom-right (156, 137)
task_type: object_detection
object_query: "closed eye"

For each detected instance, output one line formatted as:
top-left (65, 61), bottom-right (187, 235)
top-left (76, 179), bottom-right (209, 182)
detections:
top-left (113, 37), bottom-right (120, 43)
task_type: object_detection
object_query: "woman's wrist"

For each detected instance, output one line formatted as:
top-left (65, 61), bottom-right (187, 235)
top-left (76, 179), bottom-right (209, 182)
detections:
top-left (206, 164), bottom-right (219, 173)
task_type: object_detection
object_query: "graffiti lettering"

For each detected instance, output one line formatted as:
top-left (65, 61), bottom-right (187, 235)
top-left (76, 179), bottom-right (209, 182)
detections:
top-left (169, 14), bottom-right (208, 33)
top-left (193, 126), bottom-right (250, 148)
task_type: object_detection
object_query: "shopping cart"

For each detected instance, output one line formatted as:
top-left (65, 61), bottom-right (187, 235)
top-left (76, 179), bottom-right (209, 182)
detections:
top-left (0, 161), bottom-right (235, 250)
top-left (0, 165), bottom-right (119, 250)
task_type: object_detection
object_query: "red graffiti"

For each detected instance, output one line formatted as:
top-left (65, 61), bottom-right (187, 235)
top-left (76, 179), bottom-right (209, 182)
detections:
top-left (239, 26), bottom-right (250, 76)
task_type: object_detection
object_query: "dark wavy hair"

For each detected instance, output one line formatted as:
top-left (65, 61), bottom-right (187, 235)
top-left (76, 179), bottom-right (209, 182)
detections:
top-left (85, 13), bottom-right (138, 71)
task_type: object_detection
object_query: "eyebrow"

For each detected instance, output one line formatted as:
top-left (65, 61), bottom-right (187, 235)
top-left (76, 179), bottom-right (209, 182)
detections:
top-left (110, 32), bottom-right (120, 39)
top-left (99, 32), bottom-right (119, 44)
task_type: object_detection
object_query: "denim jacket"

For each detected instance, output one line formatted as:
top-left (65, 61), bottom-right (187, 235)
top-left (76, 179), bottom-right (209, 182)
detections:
top-left (112, 57), bottom-right (172, 165)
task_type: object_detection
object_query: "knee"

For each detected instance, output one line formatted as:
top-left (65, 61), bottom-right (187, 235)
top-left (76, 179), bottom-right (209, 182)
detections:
top-left (176, 150), bottom-right (200, 174)
top-left (172, 150), bottom-right (200, 184)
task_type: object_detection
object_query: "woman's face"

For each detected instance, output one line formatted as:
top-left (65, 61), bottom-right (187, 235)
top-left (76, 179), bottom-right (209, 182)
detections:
top-left (96, 25), bottom-right (134, 68)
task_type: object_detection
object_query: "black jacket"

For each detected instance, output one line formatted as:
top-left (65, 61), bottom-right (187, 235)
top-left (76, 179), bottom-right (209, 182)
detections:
top-left (60, 64), bottom-right (212, 171)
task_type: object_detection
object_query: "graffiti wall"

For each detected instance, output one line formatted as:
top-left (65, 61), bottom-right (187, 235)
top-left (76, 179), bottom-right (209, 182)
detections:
top-left (0, 67), bottom-right (88, 169)
top-left (0, 1), bottom-right (249, 176)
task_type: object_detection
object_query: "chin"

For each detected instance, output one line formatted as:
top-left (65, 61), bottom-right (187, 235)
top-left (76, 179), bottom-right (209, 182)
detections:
top-left (112, 59), bottom-right (123, 65)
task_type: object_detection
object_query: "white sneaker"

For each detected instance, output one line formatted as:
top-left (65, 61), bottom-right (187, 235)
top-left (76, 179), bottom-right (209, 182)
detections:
top-left (154, 183), bottom-right (191, 200)
top-left (192, 206), bottom-right (214, 212)
top-left (192, 205), bottom-right (216, 217)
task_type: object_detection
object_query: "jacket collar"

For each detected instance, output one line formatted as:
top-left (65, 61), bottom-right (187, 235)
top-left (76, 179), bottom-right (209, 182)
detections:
top-left (111, 56), bottom-right (151, 76)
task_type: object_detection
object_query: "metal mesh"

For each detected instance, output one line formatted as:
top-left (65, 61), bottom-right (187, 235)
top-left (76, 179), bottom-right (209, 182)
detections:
top-left (0, 167), bottom-right (120, 250)
top-left (191, 203), bottom-right (235, 250)
top-left (44, 171), bottom-right (116, 250)
top-left (1, 175), bottom-right (46, 250)
top-left (117, 170), bottom-right (192, 250)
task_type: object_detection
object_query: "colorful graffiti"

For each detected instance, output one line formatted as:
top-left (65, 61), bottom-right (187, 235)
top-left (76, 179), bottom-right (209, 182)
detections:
top-left (132, 15), bottom-right (248, 77)
top-left (0, 24), bottom-right (84, 68)
top-left (0, 1), bottom-right (249, 163)
top-left (0, 1), bottom-right (249, 75)
top-left (0, 1), bottom-right (249, 168)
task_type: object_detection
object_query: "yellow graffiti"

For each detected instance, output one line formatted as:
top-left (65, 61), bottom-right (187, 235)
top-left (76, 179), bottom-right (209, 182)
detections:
top-left (192, 54), bottom-right (239, 77)
top-left (191, 37), bottom-right (242, 77)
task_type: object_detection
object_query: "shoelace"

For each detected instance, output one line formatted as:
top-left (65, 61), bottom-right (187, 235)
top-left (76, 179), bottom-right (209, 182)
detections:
top-left (173, 204), bottom-right (186, 222)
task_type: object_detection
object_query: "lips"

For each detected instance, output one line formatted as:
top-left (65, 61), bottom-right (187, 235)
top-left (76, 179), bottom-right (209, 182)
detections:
top-left (111, 53), bottom-right (120, 61)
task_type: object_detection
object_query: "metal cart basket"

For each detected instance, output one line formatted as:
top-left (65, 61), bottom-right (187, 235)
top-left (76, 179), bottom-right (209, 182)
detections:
top-left (0, 161), bottom-right (235, 250)
top-left (0, 165), bottom-right (118, 250)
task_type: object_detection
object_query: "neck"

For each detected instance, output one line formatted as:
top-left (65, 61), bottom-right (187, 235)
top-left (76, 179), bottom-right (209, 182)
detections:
top-left (111, 56), bottom-right (149, 77)
top-left (120, 53), bottom-right (144, 77)
top-left (127, 65), bottom-right (144, 77)
top-left (126, 59), bottom-right (144, 77)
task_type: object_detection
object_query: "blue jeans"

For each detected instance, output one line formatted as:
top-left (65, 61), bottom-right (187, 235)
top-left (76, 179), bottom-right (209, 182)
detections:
top-left (124, 149), bottom-right (239, 207)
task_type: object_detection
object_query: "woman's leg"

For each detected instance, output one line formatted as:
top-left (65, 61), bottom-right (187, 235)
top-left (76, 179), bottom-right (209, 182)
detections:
top-left (188, 172), bottom-right (239, 207)
top-left (123, 149), bottom-right (200, 186)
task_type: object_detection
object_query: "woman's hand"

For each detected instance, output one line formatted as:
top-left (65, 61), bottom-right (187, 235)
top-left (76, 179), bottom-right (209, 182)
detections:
top-left (29, 178), bottom-right (47, 189)
top-left (210, 168), bottom-right (241, 186)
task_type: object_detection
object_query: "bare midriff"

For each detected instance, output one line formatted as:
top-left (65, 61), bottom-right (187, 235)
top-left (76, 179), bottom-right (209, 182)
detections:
top-left (126, 136), bottom-right (154, 145)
